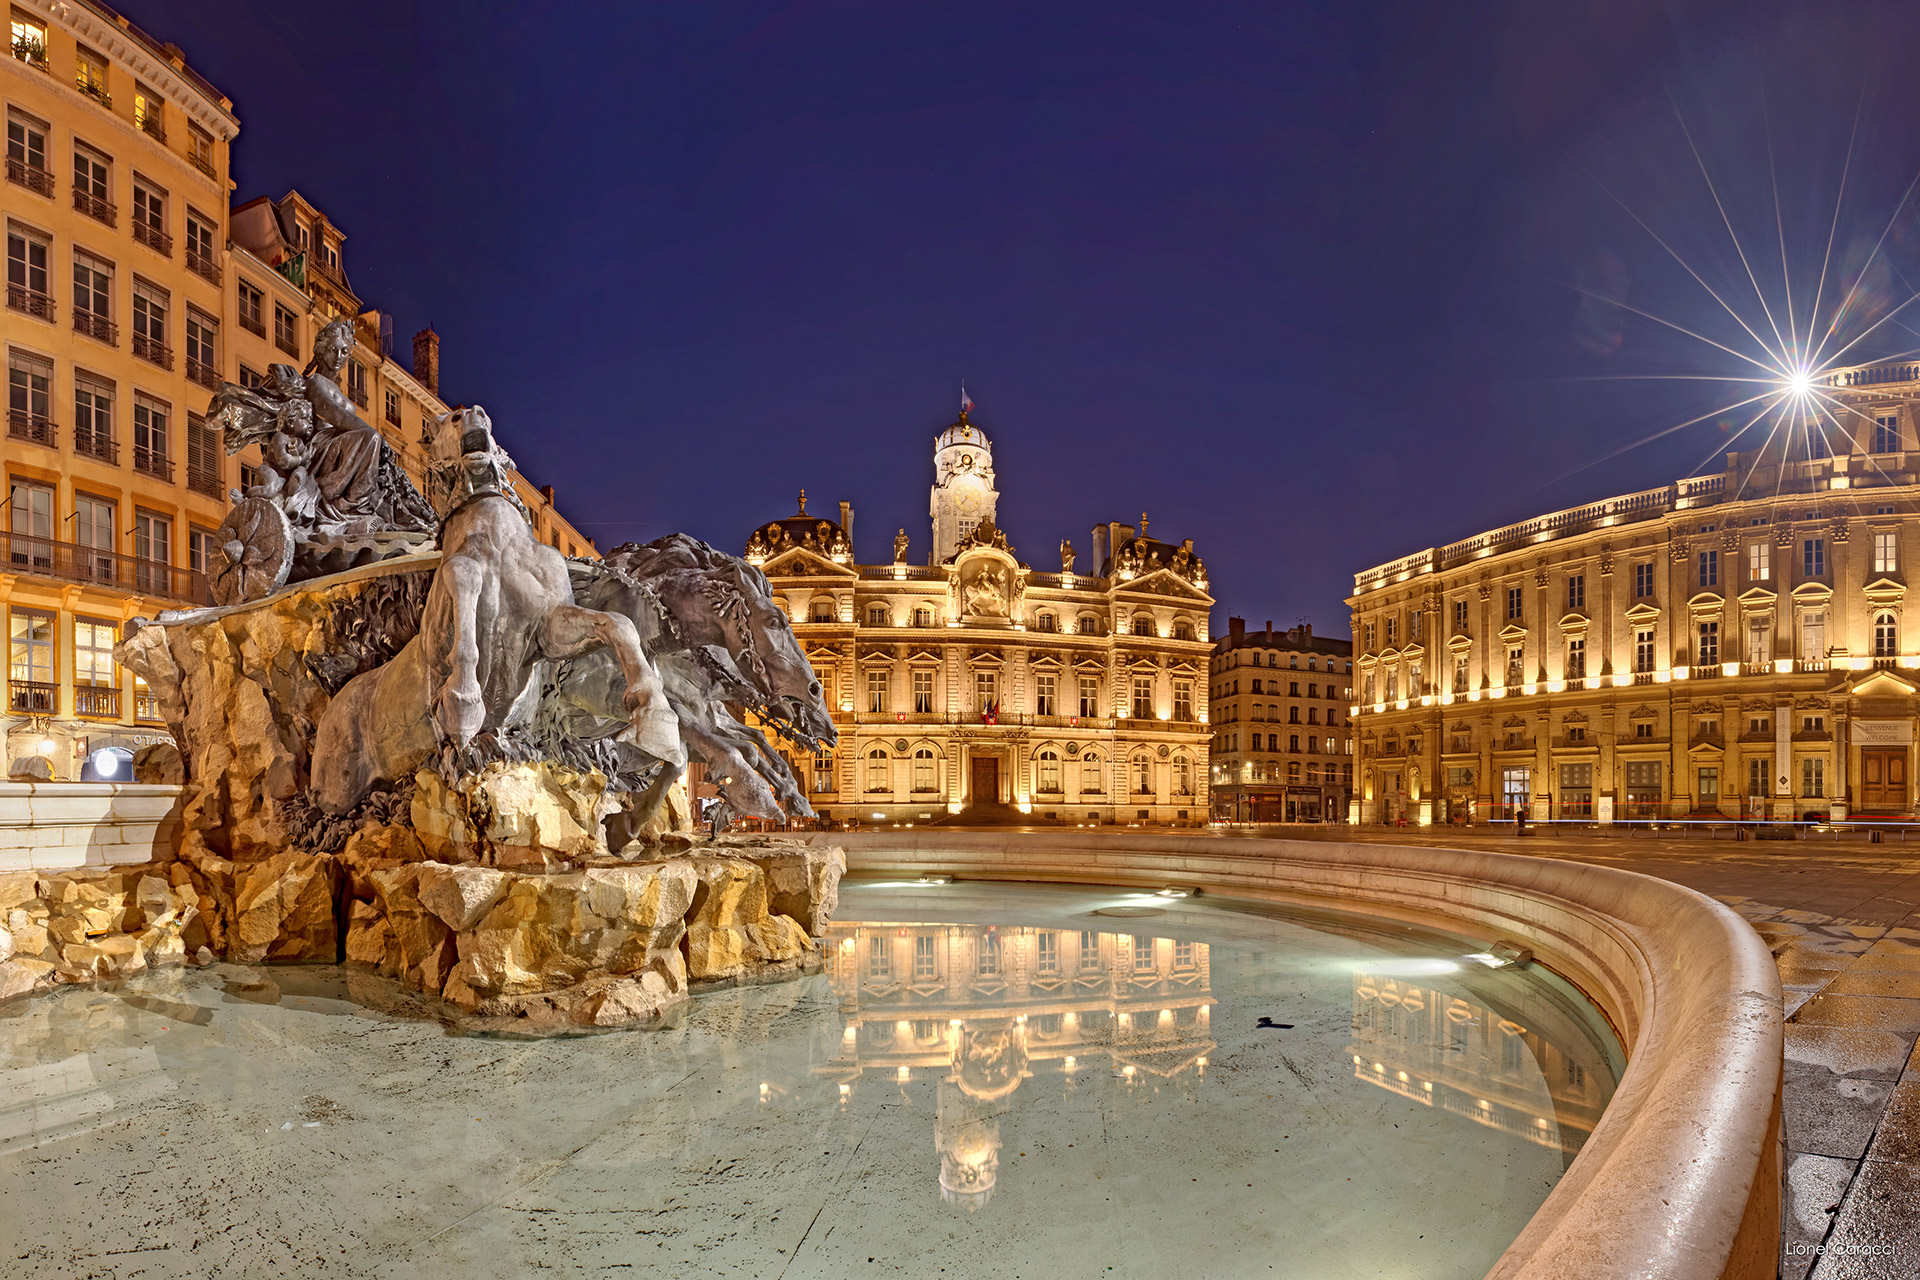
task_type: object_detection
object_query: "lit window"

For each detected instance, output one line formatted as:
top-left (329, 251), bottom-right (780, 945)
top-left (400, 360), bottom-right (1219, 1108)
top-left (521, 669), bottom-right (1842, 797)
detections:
top-left (1748, 541), bottom-right (1770, 582)
top-left (1874, 530), bottom-right (1898, 575)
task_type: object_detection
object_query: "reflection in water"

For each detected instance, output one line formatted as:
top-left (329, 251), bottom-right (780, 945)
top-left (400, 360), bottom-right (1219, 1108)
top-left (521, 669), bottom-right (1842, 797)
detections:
top-left (817, 922), bottom-right (1215, 1209)
top-left (1347, 972), bottom-right (1611, 1157)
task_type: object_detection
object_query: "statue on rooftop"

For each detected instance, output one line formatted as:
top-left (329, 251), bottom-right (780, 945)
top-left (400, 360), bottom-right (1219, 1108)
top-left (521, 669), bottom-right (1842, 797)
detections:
top-left (894, 528), bottom-right (910, 562)
top-left (1060, 538), bottom-right (1076, 573)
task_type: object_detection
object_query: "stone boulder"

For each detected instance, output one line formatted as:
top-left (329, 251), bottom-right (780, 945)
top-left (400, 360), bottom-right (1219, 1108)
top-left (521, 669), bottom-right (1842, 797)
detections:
top-left (133, 743), bottom-right (185, 784)
top-left (9, 756), bottom-right (52, 781)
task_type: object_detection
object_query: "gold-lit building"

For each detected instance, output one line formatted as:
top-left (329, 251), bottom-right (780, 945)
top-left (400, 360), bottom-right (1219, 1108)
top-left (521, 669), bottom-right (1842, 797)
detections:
top-left (3, 1), bottom-right (591, 777)
top-left (1208, 617), bottom-right (1354, 822)
top-left (748, 409), bottom-right (1215, 825)
top-left (1349, 379), bottom-right (1920, 824)
top-left (814, 920), bottom-right (1214, 1208)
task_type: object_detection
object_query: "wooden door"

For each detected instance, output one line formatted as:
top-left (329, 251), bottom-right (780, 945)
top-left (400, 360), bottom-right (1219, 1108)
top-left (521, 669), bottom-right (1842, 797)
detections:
top-left (971, 756), bottom-right (1000, 806)
top-left (1861, 748), bottom-right (1908, 811)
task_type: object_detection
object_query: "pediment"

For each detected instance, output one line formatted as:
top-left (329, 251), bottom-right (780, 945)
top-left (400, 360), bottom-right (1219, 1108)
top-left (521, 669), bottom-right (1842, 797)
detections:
top-left (1399, 642), bottom-right (1426, 661)
top-left (1118, 568), bottom-right (1212, 600)
top-left (1737, 585), bottom-right (1778, 608)
top-left (1790, 581), bottom-right (1834, 602)
top-left (906, 647), bottom-right (943, 664)
top-left (1686, 739), bottom-right (1725, 756)
top-left (1559, 611), bottom-right (1590, 630)
top-left (968, 649), bottom-right (1006, 669)
top-left (761, 546), bottom-right (857, 577)
top-left (858, 651), bottom-right (896, 667)
top-left (1628, 704), bottom-right (1659, 719)
top-left (1447, 633), bottom-right (1473, 653)
top-left (1846, 669), bottom-right (1918, 697)
top-left (1624, 602), bottom-right (1661, 623)
top-left (1686, 591), bottom-right (1725, 611)
top-left (1378, 647), bottom-right (1401, 663)
top-left (1167, 658), bottom-right (1200, 675)
top-left (1497, 623), bottom-right (1528, 642)
top-left (1073, 655), bottom-right (1106, 672)
top-left (1863, 577), bottom-right (1907, 605)
top-left (1029, 652), bottom-right (1065, 670)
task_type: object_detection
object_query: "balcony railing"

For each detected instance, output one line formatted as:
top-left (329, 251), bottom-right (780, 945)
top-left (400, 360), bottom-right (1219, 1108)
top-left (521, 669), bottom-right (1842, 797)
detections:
top-left (73, 308), bottom-right (116, 344)
top-left (187, 463), bottom-right (222, 499)
top-left (274, 329), bottom-right (298, 357)
top-left (187, 357), bottom-right (219, 391)
top-left (9, 680), bottom-right (56, 714)
top-left (77, 80), bottom-right (110, 108)
top-left (136, 691), bottom-right (162, 721)
top-left (8, 284), bottom-right (54, 320)
top-left (133, 220), bottom-right (172, 257)
top-left (7, 408), bottom-right (55, 445)
top-left (74, 684), bottom-right (119, 719)
top-left (239, 310), bottom-right (265, 337)
top-left (190, 152), bottom-right (216, 181)
top-left (6, 157), bottom-right (52, 196)
top-left (132, 333), bottom-right (173, 369)
top-left (137, 115), bottom-right (166, 145)
top-left (133, 444), bottom-right (172, 481)
top-left (2, 531), bottom-right (210, 604)
top-left (186, 249), bottom-right (221, 285)
top-left (72, 187), bottom-right (115, 226)
top-left (73, 426), bottom-right (116, 463)
top-left (384, 400), bottom-right (401, 427)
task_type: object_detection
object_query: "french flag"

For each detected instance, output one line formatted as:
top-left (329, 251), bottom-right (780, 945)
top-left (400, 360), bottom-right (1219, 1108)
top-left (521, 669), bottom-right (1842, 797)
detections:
top-left (960, 384), bottom-right (974, 415)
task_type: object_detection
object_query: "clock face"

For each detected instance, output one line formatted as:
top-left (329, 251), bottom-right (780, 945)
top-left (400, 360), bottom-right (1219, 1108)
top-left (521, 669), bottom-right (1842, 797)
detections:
top-left (956, 489), bottom-right (982, 515)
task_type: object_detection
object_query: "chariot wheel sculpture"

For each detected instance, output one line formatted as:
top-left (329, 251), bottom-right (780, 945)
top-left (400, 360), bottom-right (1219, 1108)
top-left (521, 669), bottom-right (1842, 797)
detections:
top-left (209, 497), bottom-right (294, 606)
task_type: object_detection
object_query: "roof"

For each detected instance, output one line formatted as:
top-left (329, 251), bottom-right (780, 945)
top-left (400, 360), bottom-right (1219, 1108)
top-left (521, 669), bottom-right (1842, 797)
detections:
top-left (1215, 626), bottom-right (1352, 658)
top-left (935, 411), bottom-right (991, 454)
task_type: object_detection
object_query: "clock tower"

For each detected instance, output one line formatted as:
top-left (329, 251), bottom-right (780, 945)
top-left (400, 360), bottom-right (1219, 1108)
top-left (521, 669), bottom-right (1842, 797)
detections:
top-left (930, 410), bottom-right (998, 563)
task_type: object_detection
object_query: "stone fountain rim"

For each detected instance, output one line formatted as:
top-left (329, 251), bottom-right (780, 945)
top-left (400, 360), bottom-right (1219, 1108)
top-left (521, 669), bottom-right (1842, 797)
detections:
top-left (798, 830), bottom-right (1780, 1280)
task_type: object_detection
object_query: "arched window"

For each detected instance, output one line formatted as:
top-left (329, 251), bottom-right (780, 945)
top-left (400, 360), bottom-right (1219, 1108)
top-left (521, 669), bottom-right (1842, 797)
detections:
top-left (866, 748), bottom-right (889, 792)
top-left (1875, 611), bottom-right (1898, 658)
top-left (1033, 612), bottom-right (1057, 633)
top-left (1133, 753), bottom-right (1152, 793)
top-left (1251, 679), bottom-right (1264, 694)
top-left (1268, 653), bottom-right (1278, 667)
top-left (1081, 753), bottom-right (1104, 794)
top-left (1307, 657), bottom-right (1318, 670)
top-left (1172, 620), bottom-right (1195, 641)
top-left (1288, 762), bottom-right (1302, 783)
top-left (1288, 733), bottom-right (1299, 752)
top-left (866, 604), bottom-right (891, 627)
top-left (912, 748), bottom-right (937, 792)
top-left (811, 752), bottom-right (833, 794)
top-left (1173, 755), bottom-right (1191, 795)
top-left (1132, 615), bottom-right (1154, 636)
top-left (913, 605), bottom-right (934, 628)
top-left (1036, 749), bottom-right (1061, 792)
top-left (811, 597), bottom-right (836, 622)
top-left (1251, 705), bottom-right (1264, 722)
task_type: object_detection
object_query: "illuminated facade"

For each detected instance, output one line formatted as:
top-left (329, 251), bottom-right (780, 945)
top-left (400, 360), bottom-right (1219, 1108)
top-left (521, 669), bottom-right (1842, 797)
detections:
top-left (747, 410), bottom-right (1215, 825)
top-left (814, 920), bottom-right (1214, 1208)
top-left (1349, 382), bottom-right (1920, 824)
top-left (1208, 618), bottom-right (1354, 822)
top-left (2, 1), bottom-right (592, 777)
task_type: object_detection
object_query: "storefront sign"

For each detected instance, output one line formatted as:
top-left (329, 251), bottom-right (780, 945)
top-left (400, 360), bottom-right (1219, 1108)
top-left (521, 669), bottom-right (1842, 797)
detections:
top-left (1852, 720), bottom-right (1914, 746)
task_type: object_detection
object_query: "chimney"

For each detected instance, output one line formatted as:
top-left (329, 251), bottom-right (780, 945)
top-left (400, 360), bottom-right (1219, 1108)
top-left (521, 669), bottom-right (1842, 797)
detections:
top-left (1090, 524), bottom-right (1109, 576)
top-left (412, 327), bottom-right (440, 396)
top-left (1265, 620), bottom-right (1274, 637)
top-left (1229, 616), bottom-right (1246, 642)
top-left (839, 500), bottom-right (853, 547)
top-left (541, 485), bottom-right (555, 505)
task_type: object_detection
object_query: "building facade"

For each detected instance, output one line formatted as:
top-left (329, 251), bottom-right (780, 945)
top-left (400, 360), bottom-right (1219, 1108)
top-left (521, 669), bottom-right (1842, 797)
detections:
top-left (4, 0), bottom-right (592, 778)
top-left (747, 409), bottom-right (1215, 825)
top-left (1349, 372), bottom-right (1920, 825)
top-left (1208, 618), bottom-right (1353, 822)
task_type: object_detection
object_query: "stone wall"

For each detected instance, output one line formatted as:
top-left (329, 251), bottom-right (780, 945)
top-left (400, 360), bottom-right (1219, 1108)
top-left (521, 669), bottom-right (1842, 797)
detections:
top-left (0, 781), bottom-right (183, 872)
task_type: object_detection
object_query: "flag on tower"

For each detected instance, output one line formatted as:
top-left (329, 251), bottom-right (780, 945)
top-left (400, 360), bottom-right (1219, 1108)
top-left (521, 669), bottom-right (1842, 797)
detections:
top-left (960, 383), bottom-right (974, 415)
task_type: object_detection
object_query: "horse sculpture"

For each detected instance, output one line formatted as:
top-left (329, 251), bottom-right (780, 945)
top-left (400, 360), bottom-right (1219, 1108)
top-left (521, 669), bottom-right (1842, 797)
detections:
top-left (310, 407), bottom-right (681, 815)
top-left (555, 534), bottom-right (837, 834)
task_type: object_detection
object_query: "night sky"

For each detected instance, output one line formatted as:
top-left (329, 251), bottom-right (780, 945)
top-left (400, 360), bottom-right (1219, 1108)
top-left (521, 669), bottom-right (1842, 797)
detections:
top-left (125, 1), bottom-right (1920, 635)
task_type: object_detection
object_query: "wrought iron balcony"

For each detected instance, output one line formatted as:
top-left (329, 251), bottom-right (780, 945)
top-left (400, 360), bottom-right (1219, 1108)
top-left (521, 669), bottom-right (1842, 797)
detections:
top-left (73, 308), bottom-right (116, 344)
top-left (133, 444), bottom-right (172, 481)
top-left (7, 408), bottom-right (55, 446)
top-left (2, 531), bottom-right (209, 604)
top-left (136, 691), bottom-right (162, 722)
top-left (75, 684), bottom-right (119, 719)
top-left (187, 357), bottom-right (219, 391)
top-left (186, 249), bottom-right (221, 285)
top-left (239, 311), bottom-right (265, 337)
top-left (6, 157), bottom-right (52, 196)
top-left (9, 680), bottom-right (55, 715)
top-left (187, 463), bottom-right (222, 499)
top-left (190, 152), bottom-right (216, 181)
top-left (132, 333), bottom-right (173, 369)
top-left (77, 80), bottom-right (110, 108)
top-left (73, 426), bottom-right (116, 463)
top-left (72, 186), bottom-right (115, 226)
top-left (133, 220), bottom-right (172, 256)
top-left (7, 284), bottom-right (54, 320)
top-left (138, 115), bottom-right (166, 145)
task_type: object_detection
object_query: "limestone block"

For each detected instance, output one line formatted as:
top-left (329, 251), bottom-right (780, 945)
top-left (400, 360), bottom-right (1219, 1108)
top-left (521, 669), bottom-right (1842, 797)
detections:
top-left (367, 865), bottom-right (457, 992)
top-left (410, 770), bottom-right (477, 862)
top-left (0, 871), bottom-right (38, 910)
top-left (230, 852), bottom-right (337, 963)
top-left (134, 874), bottom-right (177, 928)
top-left (474, 763), bottom-right (614, 859)
top-left (138, 927), bottom-right (188, 968)
top-left (582, 863), bottom-right (697, 941)
top-left (681, 856), bottom-right (816, 982)
top-left (343, 900), bottom-right (394, 968)
top-left (454, 876), bottom-right (593, 997)
top-left (133, 743), bottom-right (184, 785)
top-left (0, 924), bottom-right (10, 963)
top-left (93, 933), bottom-right (145, 975)
top-left (0, 956), bottom-right (54, 998)
top-left (10, 922), bottom-right (49, 958)
top-left (416, 864), bottom-right (510, 932)
top-left (342, 824), bottom-right (425, 865)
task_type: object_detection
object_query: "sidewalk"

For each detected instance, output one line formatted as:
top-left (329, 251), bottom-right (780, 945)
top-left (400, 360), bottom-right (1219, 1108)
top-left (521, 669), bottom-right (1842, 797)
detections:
top-left (1277, 825), bottom-right (1920, 1280)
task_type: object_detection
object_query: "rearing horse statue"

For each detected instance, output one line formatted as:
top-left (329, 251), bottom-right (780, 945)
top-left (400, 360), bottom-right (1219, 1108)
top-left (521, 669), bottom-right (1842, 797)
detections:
top-left (310, 407), bottom-right (681, 815)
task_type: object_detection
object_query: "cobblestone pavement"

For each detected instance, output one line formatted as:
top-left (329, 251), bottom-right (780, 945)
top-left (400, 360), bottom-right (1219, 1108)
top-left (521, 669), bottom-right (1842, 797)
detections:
top-left (1239, 825), bottom-right (1920, 1280)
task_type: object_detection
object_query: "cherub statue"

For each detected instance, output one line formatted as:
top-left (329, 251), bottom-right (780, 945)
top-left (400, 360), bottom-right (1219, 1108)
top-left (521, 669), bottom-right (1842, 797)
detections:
top-left (745, 529), bottom-right (767, 558)
top-left (894, 528), bottom-right (910, 562)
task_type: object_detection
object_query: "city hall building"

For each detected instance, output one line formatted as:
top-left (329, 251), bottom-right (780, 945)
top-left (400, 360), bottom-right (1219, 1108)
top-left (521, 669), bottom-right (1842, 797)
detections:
top-left (1349, 367), bottom-right (1920, 825)
top-left (747, 408), bottom-right (1214, 824)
